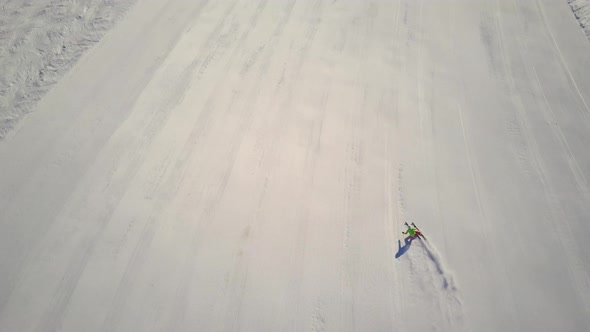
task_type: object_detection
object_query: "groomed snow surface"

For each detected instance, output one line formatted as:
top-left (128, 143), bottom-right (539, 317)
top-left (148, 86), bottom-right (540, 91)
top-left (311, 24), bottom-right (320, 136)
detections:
top-left (1, 0), bottom-right (590, 331)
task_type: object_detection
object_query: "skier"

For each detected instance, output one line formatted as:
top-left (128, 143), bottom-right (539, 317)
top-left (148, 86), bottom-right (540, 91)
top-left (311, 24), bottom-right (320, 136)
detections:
top-left (403, 222), bottom-right (424, 240)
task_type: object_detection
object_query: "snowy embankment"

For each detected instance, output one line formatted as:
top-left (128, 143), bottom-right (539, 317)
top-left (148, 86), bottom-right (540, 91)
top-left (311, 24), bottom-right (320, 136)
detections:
top-left (568, 0), bottom-right (590, 37)
top-left (0, 0), bottom-right (136, 139)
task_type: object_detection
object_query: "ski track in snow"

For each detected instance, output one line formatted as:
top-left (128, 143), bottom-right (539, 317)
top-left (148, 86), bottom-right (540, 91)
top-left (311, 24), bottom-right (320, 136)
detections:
top-left (1, 0), bottom-right (590, 331)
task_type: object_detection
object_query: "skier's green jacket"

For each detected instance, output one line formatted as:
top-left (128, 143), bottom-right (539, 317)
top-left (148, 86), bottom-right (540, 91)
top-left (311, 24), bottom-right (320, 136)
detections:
top-left (403, 227), bottom-right (417, 237)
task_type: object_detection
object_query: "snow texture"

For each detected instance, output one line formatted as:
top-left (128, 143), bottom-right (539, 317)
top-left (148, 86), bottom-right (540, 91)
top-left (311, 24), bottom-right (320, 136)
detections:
top-left (0, 0), bottom-right (136, 140)
top-left (0, 0), bottom-right (590, 331)
top-left (568, 0), bottom-right (590, 38)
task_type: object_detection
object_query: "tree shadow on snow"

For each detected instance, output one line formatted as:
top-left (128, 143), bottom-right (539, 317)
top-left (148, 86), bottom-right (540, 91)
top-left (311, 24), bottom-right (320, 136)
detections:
top-left (395, 237), bottom-right (414, 258)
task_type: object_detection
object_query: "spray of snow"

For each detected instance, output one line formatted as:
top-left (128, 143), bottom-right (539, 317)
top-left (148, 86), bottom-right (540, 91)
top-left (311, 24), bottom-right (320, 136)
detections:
top-left (419, 240), bottom-right (465, 330)
top-left (420, 241), bottom-right (459, 292)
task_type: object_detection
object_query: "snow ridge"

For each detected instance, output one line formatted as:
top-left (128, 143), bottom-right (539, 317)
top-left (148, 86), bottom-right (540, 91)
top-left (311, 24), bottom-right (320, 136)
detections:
top-left (568, 0), bottom-right (590, 38)
top-left (0, 0), bottom-right (136, 140)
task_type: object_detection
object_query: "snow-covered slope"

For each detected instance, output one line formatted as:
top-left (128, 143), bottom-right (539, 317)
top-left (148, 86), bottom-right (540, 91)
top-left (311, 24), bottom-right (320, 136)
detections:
top-left (0, 0), bottom-right (589, 331)
top-left (0, 0), bottom-right (136, 139)
top-left (568, 0), bottom-right (590, 38)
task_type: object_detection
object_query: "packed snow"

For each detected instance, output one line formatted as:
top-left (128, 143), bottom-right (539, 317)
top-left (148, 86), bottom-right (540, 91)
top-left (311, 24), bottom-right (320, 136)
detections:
top-left (1, 0), bottom-right (590, 331)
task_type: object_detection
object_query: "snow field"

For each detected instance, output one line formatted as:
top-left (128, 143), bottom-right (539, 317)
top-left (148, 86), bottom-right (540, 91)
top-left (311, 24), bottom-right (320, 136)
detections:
top-left (0, 0), bottom-right (589, 331)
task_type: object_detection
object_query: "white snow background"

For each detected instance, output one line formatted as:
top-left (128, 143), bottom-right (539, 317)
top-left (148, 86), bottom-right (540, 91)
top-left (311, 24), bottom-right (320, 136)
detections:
top-left (0, 0), bottom-right (589, 331)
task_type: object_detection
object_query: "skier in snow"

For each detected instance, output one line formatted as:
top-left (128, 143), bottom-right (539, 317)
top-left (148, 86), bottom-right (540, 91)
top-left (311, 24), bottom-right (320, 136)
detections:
top-left (403, 223), bottom-right (424, 240)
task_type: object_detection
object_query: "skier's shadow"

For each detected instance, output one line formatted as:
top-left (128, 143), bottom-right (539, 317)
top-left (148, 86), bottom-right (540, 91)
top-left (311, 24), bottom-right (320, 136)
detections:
top-left (395, 237), bottom-right (414, 258)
